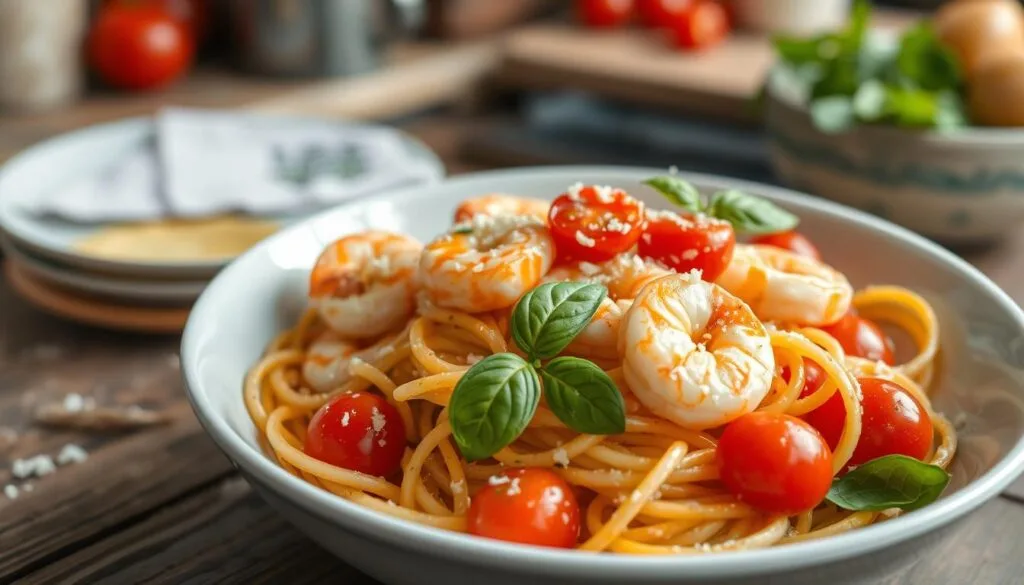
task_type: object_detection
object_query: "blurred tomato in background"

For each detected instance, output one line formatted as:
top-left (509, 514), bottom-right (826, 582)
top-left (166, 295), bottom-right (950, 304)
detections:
top-left (89, 0), bottom-right (200, 91)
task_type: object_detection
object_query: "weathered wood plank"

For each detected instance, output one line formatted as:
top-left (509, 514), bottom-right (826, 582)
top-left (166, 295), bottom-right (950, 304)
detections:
top-left (18, 477), bottom-right (373, 585)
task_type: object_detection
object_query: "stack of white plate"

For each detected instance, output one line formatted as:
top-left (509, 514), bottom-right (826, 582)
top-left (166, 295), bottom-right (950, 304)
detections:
top-left (0, 117), bottom-right (445, 332)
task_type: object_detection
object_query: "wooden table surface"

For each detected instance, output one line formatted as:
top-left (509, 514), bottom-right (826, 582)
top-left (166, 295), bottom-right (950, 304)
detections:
top-left (1, 111), bottom-right (1024, 584)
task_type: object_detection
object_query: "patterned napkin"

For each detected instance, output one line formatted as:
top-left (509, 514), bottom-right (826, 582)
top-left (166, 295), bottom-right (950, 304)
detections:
top-left (21, 107), bottom-right (442, 223)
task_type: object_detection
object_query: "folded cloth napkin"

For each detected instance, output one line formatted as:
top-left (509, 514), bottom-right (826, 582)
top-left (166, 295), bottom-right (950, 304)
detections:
top-left (21, 107), bottom-right (443, 223)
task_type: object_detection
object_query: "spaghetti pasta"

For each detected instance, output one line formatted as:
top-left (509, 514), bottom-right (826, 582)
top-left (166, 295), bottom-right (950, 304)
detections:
top-left (243, 184), bottom-right (956, 554)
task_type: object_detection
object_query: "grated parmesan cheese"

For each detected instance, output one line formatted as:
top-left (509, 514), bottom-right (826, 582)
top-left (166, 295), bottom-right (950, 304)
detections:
top-left (12, 455), bottom-right (56, 479)
top-left (488, 475), bottom-right (511, 486)
top-left (450, 480), bottom-right (466, 495)
top-left (578, 261), bottom-right (601, 276)
top-left (681, 249), bottom-right (698, 261)
top-left (506, 477), bottom-right (522, 496)
top-left (57, 444), bottom-right (88, 466)
top-left (552, 448), bottom-right (570, 467)
top-left (370, 407), bottom-right (386, 434)
top-left (574, 231), bottom-right (596, 248)
top-left (341, 412), bottom-right (351, 427)
top-left (593, 185), bottom-right (615, 203)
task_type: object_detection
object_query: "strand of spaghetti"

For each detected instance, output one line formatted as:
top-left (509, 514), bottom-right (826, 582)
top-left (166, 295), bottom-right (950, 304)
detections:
top-left (245, 350), bottom-right (303, 432)
top-left (662, 520), bottom-right (728, 546)
top-left (349, 358), bottom-right (416, 439)
top-left (854, 286), bottom-right (938, 381)
top-left (414, 476), bottom-right (454, 515)
top-left (931, 413), bottom-right (958, 469)
top-left (793, 510), bottom-right (814, 534)
top-left (757, 346), bottom-right (807, 413)
top-left (494, 434), bottom-right (605, 467)
top-left (410, 319), bottom-right (470, 375)
top-left (269, 367), bottom-right (329, 409)
top-left (582, 442), bottom-right (688, 551)
top-left (266, 406), bottom-right (402, 500)
top-left (584, 445), bottom-right (658, 471)
top-left (610, 516), bottom-right (789, 554)
top-left (288, 309), bottom-right (321, 350)
top-left (393, 372), bottom-right (462, 402)
top-left (438, 437), bottom-right (470, 514)
top-left (423, 453), bottom-right (453, 495)
top-left (417, 402), bottom-right (438, 440)
top-left (419, 306), bottom-right (507, 353)
top-left (345, 490), bottom-right (468, 531)
top-left (782, 511), bottom-right (877, 543)
top-left (400, 419), bottom-right (453, 509)
top-left (618, 519), bottom-right (703, 543)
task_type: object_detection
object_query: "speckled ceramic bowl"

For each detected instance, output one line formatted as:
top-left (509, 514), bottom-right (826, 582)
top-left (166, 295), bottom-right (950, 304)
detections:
top-left (181, 166), bottom-right (1024, 585)
top-left (764, 75), bottom-right (1024, 243)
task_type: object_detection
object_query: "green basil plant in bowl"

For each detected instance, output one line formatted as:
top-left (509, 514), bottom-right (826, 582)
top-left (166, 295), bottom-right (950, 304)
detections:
top-left (763, 0), bottom-right (1024, 243)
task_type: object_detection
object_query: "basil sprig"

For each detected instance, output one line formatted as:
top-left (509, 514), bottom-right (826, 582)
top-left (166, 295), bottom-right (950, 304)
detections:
top-left (448, 282), bottom-right (626, 461)
top-left (826, 455), bottom-right (951, 512)
top-left (644, 176), bottom-right (798, 235)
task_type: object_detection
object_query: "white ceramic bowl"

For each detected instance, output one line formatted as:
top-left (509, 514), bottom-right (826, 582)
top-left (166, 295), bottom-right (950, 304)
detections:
top-left (764, 76), bottom-right (1024, 243)
top-left (181, 166), bottom-right (1024, 585)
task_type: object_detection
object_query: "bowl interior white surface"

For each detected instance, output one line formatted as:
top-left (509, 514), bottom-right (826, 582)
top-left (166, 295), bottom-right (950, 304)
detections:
top-left (182, 166), bottom-right (1024, 583)
top-left (0, 116), bottom-right (446, 279)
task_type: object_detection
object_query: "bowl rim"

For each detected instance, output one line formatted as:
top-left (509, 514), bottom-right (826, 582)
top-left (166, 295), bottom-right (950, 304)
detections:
top-left (181, 165), bottom-right (1024, 579)
top-left (764, 66), bottom-right (1024, 146)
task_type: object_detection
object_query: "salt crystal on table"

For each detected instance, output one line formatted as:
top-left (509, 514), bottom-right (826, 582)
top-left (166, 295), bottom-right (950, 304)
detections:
top-left (3, 485), bottom-right (17, 500)
top-left (12, 454), bottom-right (56, 479)
top-left (57, 444), bottom-right (88, 466)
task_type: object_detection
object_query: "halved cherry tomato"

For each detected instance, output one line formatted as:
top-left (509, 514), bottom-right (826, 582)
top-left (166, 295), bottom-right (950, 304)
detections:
top-left (304, 391), bottom-right (406, 477)
top-left (468, 468), bottom-right (580, 548)
top-left (750, 230), bottom-right (822, 261)
top-left (804, 377), bottom-right (933, 470)
top-left (637, 211), bottom-right (735, 280)
top-left (821, 311), bottom-right (896, 365)
top-left (781, 357), bottom-right (827, 398)
top-left (548, 186), bottom-right (645, 263)
top-left (669, 0), bottom-right (730, 50)
top-left (576, 0), bottom-right (634, 28)
top-left (717, 412), bottom-right (833, 515)
top-left (637, 0), bottom-right (693, 28)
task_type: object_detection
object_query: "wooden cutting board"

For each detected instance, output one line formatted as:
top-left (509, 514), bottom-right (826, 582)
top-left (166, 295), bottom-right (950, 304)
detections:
top-left (497, 9), bottom-right (919, 124)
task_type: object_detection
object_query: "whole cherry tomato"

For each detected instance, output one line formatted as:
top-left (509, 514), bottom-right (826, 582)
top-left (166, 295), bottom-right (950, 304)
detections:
top-left (669, 0), bottom-right (730, 51)
top-left (468, 468), bottom-right (580, 548)
top-left (104, 0), bottom-right (209, 41)
top-left (637, 0), bottom-right (693, 28)
top-left (821, 311), bottom-right (896, 365)
top-left (304, 391), bottom-right (407, 477)
top-left (89, 5), bottom-right (195, 90)
top-left (750, 231), bottom-right (822, 261)
top-left (576, 0), bottom-right (634, 28)
top-left (637, 211), bottom-right (735, 280)
top-left (548, 185), bottom-right (645, 263)
top-left (803, 377), bottom-right (933, 469)
top-left (717, 412), bottom-right (833, 515)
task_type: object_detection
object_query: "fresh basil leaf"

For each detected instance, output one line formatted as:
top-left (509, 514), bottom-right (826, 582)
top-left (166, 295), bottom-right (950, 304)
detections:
top-left (827, 455), bottom-right (951, 512)
top-left (706, 189), bottom-right (799, 235)
top-left (810, 96), bottom-right (855, 133)
top-left (448, 354), bottom-right (540, 462)
top-left (773, 35), bottom-right (826, 66)
top-left (895, 22), bottom-right (961, 92)
top-left (644, 176), bottom-right (704, 214)
top-left (511, 282), bottom-right (607, 361)
top-left (540, 357), bottom-right (626, 435)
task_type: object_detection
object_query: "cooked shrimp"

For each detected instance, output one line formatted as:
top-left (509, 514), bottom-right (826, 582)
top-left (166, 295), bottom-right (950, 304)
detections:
top-left (302, 331), bottom-right (385, 393)
top-left (453, 194), bottom-right (550, 223)
top-left (620, 272), bottom-right (775, 430)
top-left (420, 214), bottom-right (555, 312)
top-left (542, 254), bottom-right (671, 358)
top-left (716, 244), bottom-right (853, 327)
top-left (309, 230), bottom-right (422, 338)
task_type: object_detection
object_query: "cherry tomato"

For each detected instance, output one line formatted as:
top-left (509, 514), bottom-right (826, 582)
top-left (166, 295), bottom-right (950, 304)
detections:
top-left (577, 0), bottom-right (634, 28)
top-left (304, 392), bottom-right (406, 477)
top-left (821, 311), bottom-right (896, 365)
top-left (468, 468), bottom-right (580, 548)
top-left (637, 0), bottom-right (693, 28)
top-left (669, 0), bottom-right (730, 51)
top-left (717, 412), bottom-right (833, 515)
top-left (780, 358), bottom-right (826, 398)
top-left (89, 5), bottom-right (195, 90)
top-left (637, 211), bottom-right (735, 280)
top-left (750, 231), bottom-right (821, 261)
top-left (548, 186), bottom-right (645, 263)
top-left (104, 0), bottom-right (209, 42)
top-left (804, 377), bottom-right (933, 469)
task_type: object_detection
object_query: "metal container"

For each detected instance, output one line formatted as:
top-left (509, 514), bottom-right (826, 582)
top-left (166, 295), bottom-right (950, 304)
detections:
top-left (228, 0), bottom-right (424, 78)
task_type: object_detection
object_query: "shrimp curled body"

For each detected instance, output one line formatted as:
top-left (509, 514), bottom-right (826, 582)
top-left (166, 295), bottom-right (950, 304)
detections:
top-left (620, 273), bottom-right (775, 430)
top-left (453, 194), bottom-right (550, 223)
top-left (308, 231), bottom-right (422, 339)
top-left (420, 214), bottom-right (555, 312)
top-left (716, 244), bottom-right (853, 327)
top-left (302, 332), bottom-right (384, 393)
